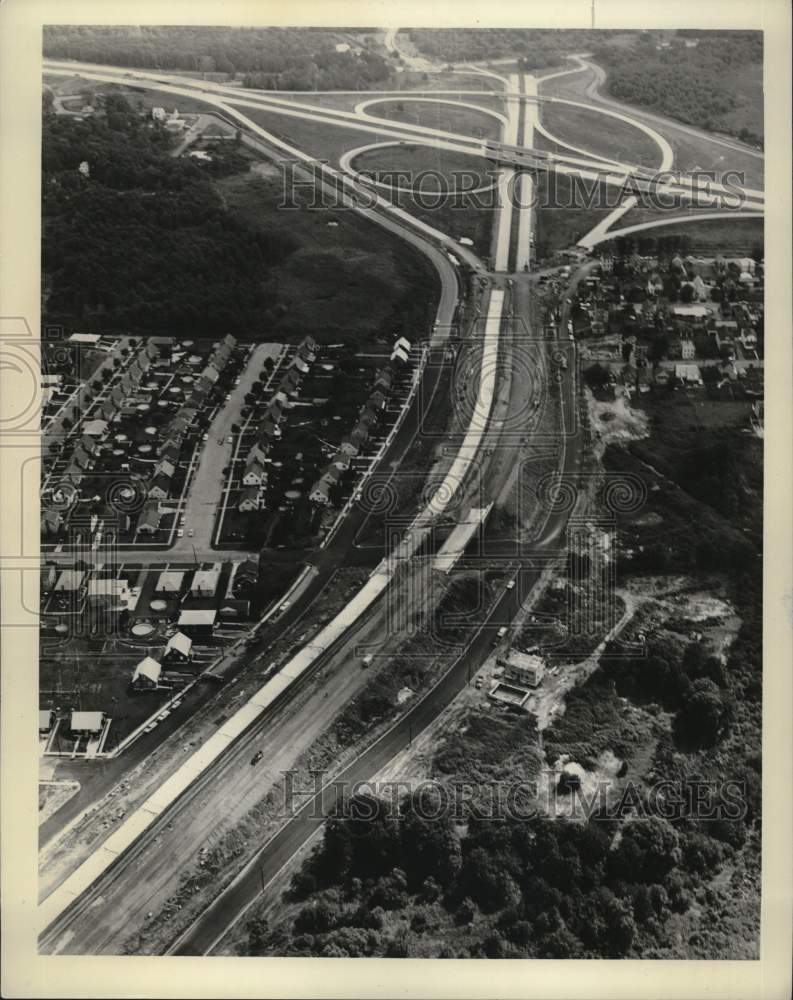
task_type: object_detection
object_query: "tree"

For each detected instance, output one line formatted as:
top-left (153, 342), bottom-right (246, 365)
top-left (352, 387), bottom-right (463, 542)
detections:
top-left (674, 677), bottom-right (729, 747)
top-left (609, 816), bottom-right (681, 883)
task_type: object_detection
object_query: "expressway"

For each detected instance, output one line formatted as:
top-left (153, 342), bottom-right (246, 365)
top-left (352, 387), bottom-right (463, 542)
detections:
top-left (40, 53), bottom-right (524, 951)
top-left (38, 115), bottom-right (513, 947)
top-left (43, 60), bottom-right (764, 215)
top-left (39, 49), bottom-right (762, 955)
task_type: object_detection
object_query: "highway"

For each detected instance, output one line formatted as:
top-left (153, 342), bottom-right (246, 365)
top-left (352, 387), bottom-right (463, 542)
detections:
top-left (169, 278), bottom-right (585, 957)
top-left (38, 48), bottom-right (763, 956)
top-left (43, 60), bottom-right (764, 213)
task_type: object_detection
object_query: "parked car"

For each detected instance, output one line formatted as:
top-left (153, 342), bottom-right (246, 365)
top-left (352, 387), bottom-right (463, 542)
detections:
top-left (177, 529), bottom-right (184, 538)
top-left (188, 528), bottom-right (194, 537)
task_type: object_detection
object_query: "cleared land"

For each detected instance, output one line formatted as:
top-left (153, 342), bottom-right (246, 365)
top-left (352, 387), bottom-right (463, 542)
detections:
top-left (542, 100), bottom-right (664, 169)
top-left (217, 170), bottom-right (441, 343)
top-left (362, 99), bottom-right (503, 141)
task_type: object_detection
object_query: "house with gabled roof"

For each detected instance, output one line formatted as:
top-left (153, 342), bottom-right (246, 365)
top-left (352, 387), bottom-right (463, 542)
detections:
top-left (367, 389), bottom-right (387, 411)
top-left (72, 445), bottom-right (92, 470)
top-left (132, 656), bottom-right (162, 690)
top-left (153, 458), bottom-right (176, 479)
top-left (159, 442), bottom-right (181, 465)
top-left (247, 442), bottom-right (269, 467)
top-left (243, 461), bottom-right (267, 486)
top-left (239, 486), bottom-right (261, 511)
top-left (163, 631), bottom-right (193, 663)
top-left (374, 367), bottom-right (393, 391)
top-left (147, 474), bottom-right (171, 500)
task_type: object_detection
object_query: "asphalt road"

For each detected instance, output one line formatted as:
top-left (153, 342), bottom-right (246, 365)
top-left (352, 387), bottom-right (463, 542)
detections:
top-left (170, 312), bottom-right (584, 956)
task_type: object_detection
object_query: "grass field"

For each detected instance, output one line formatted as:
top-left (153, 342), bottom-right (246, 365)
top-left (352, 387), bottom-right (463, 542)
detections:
top-left (541, 99), bottom-right (666, 169)
top-left (608, 211), bottom-right (763, 253)
top-left (534, 172), bottom-right (619, 254)
top-left (362, 98), bottom-right (503, 141)
top-left (229, 104), bottom-right (397, 166)
top-left (217, 170), bottom-right (441, 344)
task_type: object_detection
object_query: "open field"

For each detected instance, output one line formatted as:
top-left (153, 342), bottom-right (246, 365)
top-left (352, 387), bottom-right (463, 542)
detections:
top-left (352, 144), bottom-right (496, 197)
top-left (534, 172), bottom-right (619, 255)
top-left (606, 212), bottom-right (763, 253)
top-left (362, 99), bottom-right (503, 141)
top-left (542, 100), bottom-right (664, 169)
top-left (217, 170), bottom-right (441, 344)
top-left (227, 103), bottom-right (402, 166)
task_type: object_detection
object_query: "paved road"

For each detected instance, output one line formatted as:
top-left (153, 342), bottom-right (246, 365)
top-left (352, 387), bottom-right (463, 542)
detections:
top-left (168, 281), bottom-right (585, 956)
top-left (43, 61), bottom-right (762, 211)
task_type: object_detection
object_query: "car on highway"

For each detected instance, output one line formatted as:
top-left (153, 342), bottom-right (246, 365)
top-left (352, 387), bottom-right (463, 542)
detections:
top-left (250, 750), bottom-right (264, 766)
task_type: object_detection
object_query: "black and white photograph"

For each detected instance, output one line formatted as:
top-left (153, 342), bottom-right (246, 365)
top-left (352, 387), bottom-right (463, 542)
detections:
top-left (1, 2), bottom-right (791, 997)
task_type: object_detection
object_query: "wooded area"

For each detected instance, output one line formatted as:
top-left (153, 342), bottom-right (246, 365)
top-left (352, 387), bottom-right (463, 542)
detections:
top-left (43, 25), bottom-right (391, 92)
top-left (43, 95), bottom-right (287, 335)
top-left (594, 32), bottom-right (763, 145)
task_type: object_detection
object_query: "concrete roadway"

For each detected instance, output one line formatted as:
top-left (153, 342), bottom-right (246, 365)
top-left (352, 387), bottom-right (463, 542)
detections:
top-left (43, 60), bottom-right (763, 211)
top-left (169, 277), bottom-right (585, 956)
top-left (38, 132), bottom-right (461, 850)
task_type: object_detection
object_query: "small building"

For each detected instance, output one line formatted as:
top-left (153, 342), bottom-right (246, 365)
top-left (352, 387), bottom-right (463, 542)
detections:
top-left (498, 650), bottom-right (545, 688)
top-left (68, 333), bottom-right (101, 346)
top-left (671, 305), bottom-right (708, 325)
top-left (243, 461), bottom-right (267, 486)
top-left (190, 565), bottom-right (222, 598)
top-left (674, 363), bottom-right (703, 385)
top-left (298, 336), bottom-right (317, 362)
top-left (148, 474), bottom-right (171, 500)
top-left (69, 710), bottom-right (105, 735)
top-left (88, 578), bottom-right (129, 606)
top-left (367, 389), bottom-right (387, 411)
top-left (131, 656), bottom-right (162, 690)
top-left (373, 367), bottom-right (393, 392)
top-left (163, 631), bottom-right (193, 663)
top-left (39, 709), bottom-right (55, 734)
top-left (55, 570), bottom-right (85, 593)
top-left (200, 364), bottom-right (220, 384)
top-left (239, 486), bottom-right (261, 512)
top-left (136, 502), bottom-right (162, 534)
top-left (680, 339), bottom-right (696, 360)
top-left (310, 482), bottom-right (332, 505)
top-left (394, 336), bottom-right (412, 355)
top-left (153, 458), bottom-right (176, 479)
top-left (82, 418), bottom-right (109, 438)
top-left (155, 570), bottom-right (184, 594)
top-left (178, 608), bottom-right (218, 638)
top-left (152, 106), bottom-right (167, 121)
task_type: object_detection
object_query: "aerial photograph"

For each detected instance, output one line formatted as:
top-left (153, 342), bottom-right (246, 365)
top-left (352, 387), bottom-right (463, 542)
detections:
top-left (36, 23), bottom-right (765, 962)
